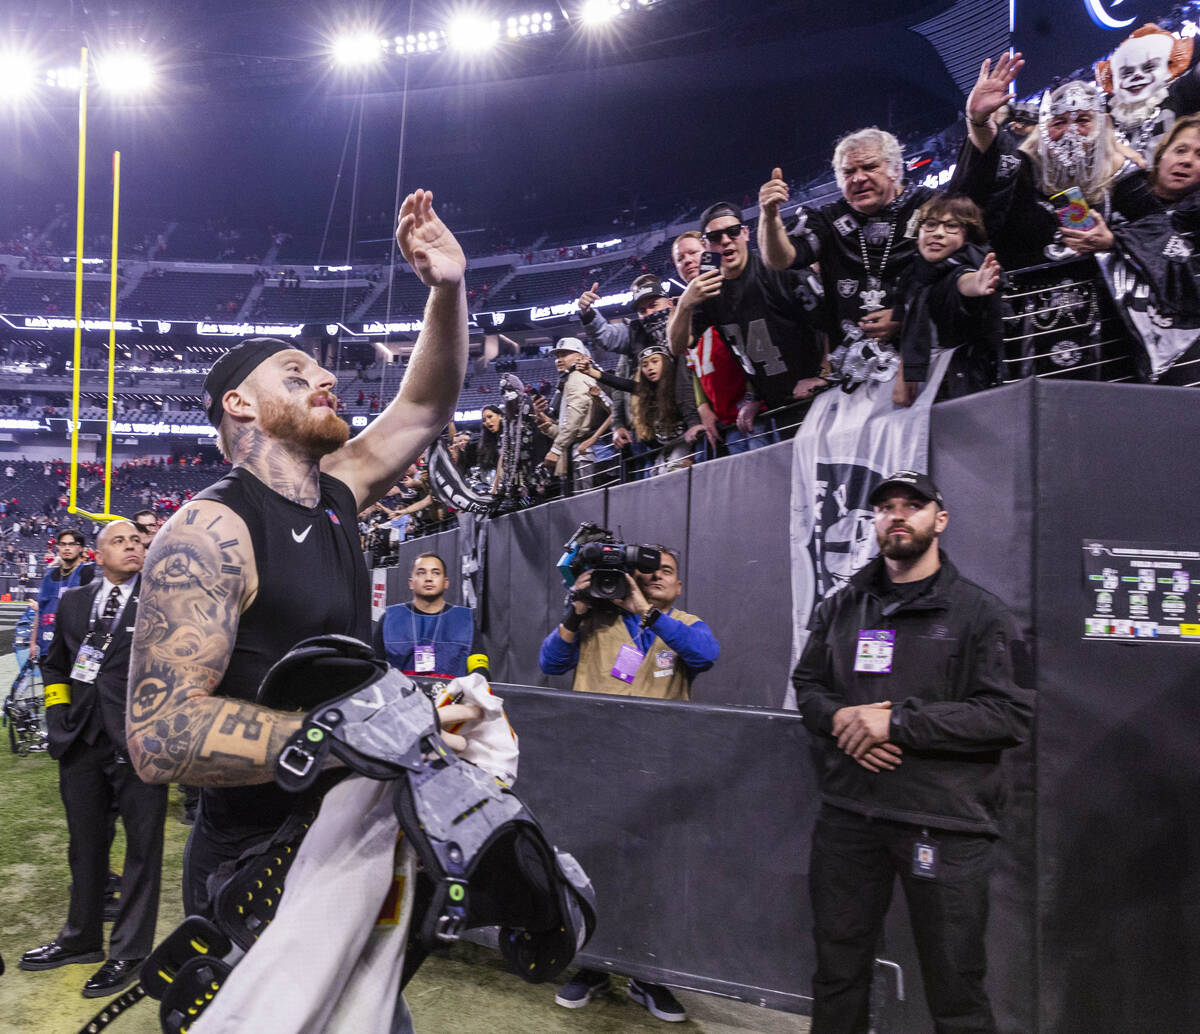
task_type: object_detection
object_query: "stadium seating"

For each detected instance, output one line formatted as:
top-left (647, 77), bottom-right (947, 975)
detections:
top-left (0, 275), bottom-right (109, 316)
top-left (123, 271), bottom-right (257, 321)
top-left (505, 257), bottom-right (628, 307)
top-left (252, 283), bottom-right (374, 322)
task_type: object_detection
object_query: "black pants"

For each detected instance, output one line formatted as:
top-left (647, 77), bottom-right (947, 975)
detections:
top-left (57, 736), bottom-right (168, 959)
top-left (809, 805), bottom-right (997, 1034)
top-left (182, 802), bottom-right (271, 918)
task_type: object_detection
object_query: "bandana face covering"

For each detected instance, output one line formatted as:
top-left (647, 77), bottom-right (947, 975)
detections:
top-left (1037, 81), bottom-right (1112, 199)
top-left (638, 307), bottom-right (671, 351)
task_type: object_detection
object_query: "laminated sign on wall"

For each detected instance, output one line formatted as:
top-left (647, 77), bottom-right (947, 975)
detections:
top-left (1082, 540), bottom-right (1200, 643)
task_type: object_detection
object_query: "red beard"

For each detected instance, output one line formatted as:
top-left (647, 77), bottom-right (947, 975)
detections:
top-left (259, 395), bottom-right (349, 457)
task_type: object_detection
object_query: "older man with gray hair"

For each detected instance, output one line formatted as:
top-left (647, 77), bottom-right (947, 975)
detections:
top-left (758, 127), bottom-right (937, 358)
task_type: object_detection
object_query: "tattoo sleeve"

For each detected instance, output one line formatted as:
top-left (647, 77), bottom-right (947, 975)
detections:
top-left (126, 502), bottom-right (301, 786)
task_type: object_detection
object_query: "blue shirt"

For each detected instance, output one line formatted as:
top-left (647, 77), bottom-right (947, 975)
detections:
top-left (374, 602), bottom-right (478, 677)
top-left (539, 608), bottom-right (719, 677)
top-left (36, 562), bottom-right (94, 653)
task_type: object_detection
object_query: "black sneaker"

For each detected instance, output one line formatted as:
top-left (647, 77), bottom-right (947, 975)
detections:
top-left (627, 978), bottom-right (687, 1022)
top-left (554, 968), bottom-right (611, 1009)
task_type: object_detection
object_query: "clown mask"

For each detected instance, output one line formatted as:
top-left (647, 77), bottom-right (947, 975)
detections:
top-left (1114, 33), bottom-right (1175, 111)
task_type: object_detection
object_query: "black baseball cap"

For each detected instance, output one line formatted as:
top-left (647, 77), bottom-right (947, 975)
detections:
top-left (203, 337), bottom-right (295, 427)
top-left (699, 201), bottom-right (742, 231)
top-left (868, 470), bottom-right (945, 509)
top-left (630, 274), bottom-right (669, 312)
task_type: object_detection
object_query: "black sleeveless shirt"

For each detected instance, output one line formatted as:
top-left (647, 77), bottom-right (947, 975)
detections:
top-left (192, 467), bottom-right (370, 838)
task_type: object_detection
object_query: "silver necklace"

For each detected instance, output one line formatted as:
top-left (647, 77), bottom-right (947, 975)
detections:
top-left (857, 218), bottom-right (897, 313)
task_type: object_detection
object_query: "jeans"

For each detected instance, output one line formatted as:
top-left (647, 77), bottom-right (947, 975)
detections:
top-left (723, 420), bottom-right (776, 455)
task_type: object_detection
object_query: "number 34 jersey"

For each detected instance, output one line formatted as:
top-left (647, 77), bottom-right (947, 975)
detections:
top-left (690, 252), bottom-right (825, 409)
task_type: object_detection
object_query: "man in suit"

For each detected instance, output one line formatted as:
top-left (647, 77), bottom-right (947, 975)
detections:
top-left (18, 519), bottom-right (167, 999)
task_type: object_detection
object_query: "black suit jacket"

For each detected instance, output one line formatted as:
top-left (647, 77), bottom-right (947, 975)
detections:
top-left (42, 576), bottom-right (140, 760)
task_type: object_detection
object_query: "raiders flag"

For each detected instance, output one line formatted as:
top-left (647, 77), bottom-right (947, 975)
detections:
top-left (786, 350), bottom-right (954, 708)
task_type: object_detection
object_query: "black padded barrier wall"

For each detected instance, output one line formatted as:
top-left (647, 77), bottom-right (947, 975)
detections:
top-left (372, 380), bottom-right (1197, 1031)
top-left (494, 684), bottom-right (820, 1012)
top-left (925, 382), bottom-right (1038, 1034)
top-left (1026, 381), bottom-right (1200, 1033)
top-left (473, 444), bottom-right (796, 706)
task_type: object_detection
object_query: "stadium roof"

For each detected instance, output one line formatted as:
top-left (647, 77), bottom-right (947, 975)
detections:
top-left (2, 1), bottom-right (992, 239)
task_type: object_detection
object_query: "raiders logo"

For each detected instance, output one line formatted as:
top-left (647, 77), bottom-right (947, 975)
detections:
top-left (863, 220), bottom-right (892, 247)
top-left (1050, 340), bottom-right (1084, 367)
top-left (1162, 235), bottom-right (1194, 261)
top-left (808, 461), bottom-right (881, 601)
top-left (1148, 304), bottom-right (1175, 329)
top-left (837, 279), bottom-right (859, 298)
top-left (833, 214), bottom-right (858, 237)
top-left (997, 153), bottom-right (1022, 180)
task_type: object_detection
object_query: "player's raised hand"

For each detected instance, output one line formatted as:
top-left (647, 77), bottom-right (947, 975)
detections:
top-left (396, 189), bottom-right (466, 288)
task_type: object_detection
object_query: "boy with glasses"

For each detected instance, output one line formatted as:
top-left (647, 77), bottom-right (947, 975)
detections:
top-left (893, 195), bottom-right (1003, 406)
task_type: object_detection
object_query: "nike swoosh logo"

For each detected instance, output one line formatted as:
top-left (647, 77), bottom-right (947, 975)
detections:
top-left (291, 526), bottom-right (312, 543)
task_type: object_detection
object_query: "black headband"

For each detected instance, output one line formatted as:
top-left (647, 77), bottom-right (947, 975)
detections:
top-left (638, 342), bottom-right (671, 362)
top-left (203, 338), bottom-right (294, 427)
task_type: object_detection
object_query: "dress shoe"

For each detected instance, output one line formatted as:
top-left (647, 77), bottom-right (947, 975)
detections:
top-left (18, 941), bottom-right (105, 971)
top-left (82, 957), bottom-right (144, 998)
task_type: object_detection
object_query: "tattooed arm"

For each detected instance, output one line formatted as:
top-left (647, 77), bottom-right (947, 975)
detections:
top-left (126, 498), bottom-right (301, 786)
top-left (323, 190), bottom-right (468, 511)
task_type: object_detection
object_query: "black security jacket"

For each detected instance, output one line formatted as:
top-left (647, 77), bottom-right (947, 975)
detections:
top-left (792, 553), bottom-right (1033, 836)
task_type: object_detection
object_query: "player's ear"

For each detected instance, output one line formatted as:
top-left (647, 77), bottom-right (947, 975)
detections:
top-left (222, 386), bottom-right (255, 420)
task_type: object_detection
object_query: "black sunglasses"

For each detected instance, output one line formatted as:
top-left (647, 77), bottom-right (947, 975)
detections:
top-left (702, 223), bottom-right (744, 244)
top-left (136, 523), bottom-right (157, 532)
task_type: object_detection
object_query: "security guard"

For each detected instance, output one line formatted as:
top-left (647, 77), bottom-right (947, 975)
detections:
top-left (19, 520), bottom-right (167, 999)
top-left (792, 471), bottom-right (1033, 1034)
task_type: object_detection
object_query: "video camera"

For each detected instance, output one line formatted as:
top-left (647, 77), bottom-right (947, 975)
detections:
top-left (557, 522), bottom-right (663, 602)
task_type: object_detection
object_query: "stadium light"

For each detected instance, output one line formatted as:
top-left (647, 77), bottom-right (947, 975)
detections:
top-left (94, 53), bottom-right (156, 94)
top-left (580, 0), bottom-right (622, 26)
top-left (332, 32), bottom-right (387, 67)
top-left (394, 30), bottom-right (446, 56)
top-left (446, 12), bottom-right (501, 53)
top-left (0, 52), bottom-right (37, 102)
top-left (47, 65), bottom-right (82, 91)
top-left (505, 11), bottom-right (556, 38)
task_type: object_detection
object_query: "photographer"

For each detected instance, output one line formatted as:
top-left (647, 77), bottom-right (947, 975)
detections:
top-left (538, 544), bottom-right (718, 702)
top-left (539, 337), bottom-right (611, 491)
top-left (538, 541), bottom-right (718, 1021)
